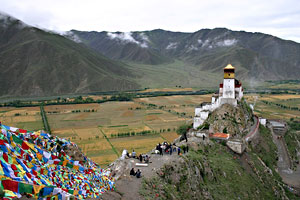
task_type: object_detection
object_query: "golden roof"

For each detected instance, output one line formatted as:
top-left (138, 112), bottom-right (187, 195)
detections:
top-left (224, 64), bottom-right (235, 69)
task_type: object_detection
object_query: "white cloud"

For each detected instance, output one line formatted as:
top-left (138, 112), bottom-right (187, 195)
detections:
top-left (166, 42), bottom-right (178, 50)
top-left (107, 32), bottom-right (148, 48)
top-left (64, 31), bottom-right (82, 43)
top-left (0, 11), bottom-right (28, 28)
top-left (186, 45), bottom-right (199, 52)
top-left (0, 0), bottom-right (300, 42)
top-left (202, 40), bottom-right (210, 47)
top-left (216, 39), bottom-right (237, 47)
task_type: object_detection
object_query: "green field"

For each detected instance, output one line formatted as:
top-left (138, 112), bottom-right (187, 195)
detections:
top-left (44, 100), bottom-right (188, 166)
top-left (245, 94), bottom-right (300, 120)
top-left (0, 107), bottom-right (43, 131)
top-left (1, 92), bottom-right (299, 167)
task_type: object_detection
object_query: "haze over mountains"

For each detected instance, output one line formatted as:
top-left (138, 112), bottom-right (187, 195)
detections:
top-left (0, 13), bottom-right (300, 97)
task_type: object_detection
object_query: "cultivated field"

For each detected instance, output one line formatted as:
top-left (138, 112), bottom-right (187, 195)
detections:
top-left (245, 94), bottom-right (300, 119)
top-left (2, 93), bottom-right (299, 166)
top-left (0, 107), bottom-right (43, 130)
top-left (44, 100), bottom-right (188, 166)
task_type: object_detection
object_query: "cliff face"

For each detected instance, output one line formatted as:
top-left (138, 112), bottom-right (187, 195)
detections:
top-left (206, 100), bottom-right (254, 137)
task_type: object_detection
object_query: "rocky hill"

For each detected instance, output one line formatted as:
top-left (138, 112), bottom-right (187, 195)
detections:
top-left (140, 128), bottom-right (296, 200)
top-left (0, 13), bottom-right (139, 97)
top-left (206, 100), bottom-right (254, 137)
top-left (72, 28), bottom-right (300, 81)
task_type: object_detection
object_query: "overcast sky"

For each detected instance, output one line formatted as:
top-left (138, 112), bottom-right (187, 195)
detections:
top-left (1, 0), bottom-right (300, 42)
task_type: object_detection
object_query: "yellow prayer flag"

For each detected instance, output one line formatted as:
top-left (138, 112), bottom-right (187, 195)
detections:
top-left (36, 153), bottom-right (43, 161)
top-left (73, 165), bottom-right (79, 170)
top-left (63, 160), bottom-right (68, 166)
top-left (33, 185), bottom-right (44, 194)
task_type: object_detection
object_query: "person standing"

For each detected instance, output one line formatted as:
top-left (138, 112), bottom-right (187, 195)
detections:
top-left (131, 150), bottom-right (136, 158)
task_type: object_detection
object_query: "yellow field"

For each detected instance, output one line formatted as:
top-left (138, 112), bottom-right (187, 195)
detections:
top-left (110, 135), bottom-right (164, 154)
top-left (245, 94), bottom-right (300, 119)
top-left (44, 100), bottom-right (184, 166)
top-left (0, 107), bottom-right (43, 130)
top-left (3, 93), bottom-right (297, 167)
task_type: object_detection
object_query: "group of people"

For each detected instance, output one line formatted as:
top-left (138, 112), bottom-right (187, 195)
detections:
top-left (130, 168), bottom-right (141, 178)
top-left (155, 142), bottom-right (189, 155)
top-left (122, 149), bottom-right (151, 163)
top-left (131, 149), bottom-right (150, 163)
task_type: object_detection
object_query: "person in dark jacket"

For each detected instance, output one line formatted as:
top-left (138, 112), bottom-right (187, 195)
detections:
top-left (130, 168), bottom-right (136, 176)
top-left (139, 154), bottom-right (143, 162)
top-left (136, 169), bottom-right (141, 178)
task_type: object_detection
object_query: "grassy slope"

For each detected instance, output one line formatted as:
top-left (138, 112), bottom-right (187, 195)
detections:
top-left (140, 125), bottom-right (297, 199)
top-left (284, 120), bottom-right (300, 169)
top-left (126, 60), bottom-right (221, 89)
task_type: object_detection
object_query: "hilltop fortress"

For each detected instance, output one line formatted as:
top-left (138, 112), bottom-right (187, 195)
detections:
top-left (193, 64), bottom-right (243, 129)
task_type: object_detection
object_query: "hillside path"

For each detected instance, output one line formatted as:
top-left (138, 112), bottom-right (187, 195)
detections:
top-left (245, 115), bottom-right (259, 142)
top-left (270, 125), bottom-right (300, 189)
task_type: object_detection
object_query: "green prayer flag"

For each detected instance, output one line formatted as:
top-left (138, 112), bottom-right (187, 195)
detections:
top-left (18, 182), bottom-right (33, 194)
top-left (12, 134), bottom-right (23, 145)
top-left (66, 163), bottom-right (73, 169)
top-left (68, 189), bottom-right (74, 194)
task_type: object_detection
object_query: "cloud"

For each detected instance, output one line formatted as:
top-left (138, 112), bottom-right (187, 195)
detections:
top-left (0, 11), bottom-right (29, 28)
top-left (0, 0), bottom-right (300, 42)
top-left (216, 39), bottom-right (237, 47)
top-left (166, 42), bottom-right (178, 50)
top-left (107, 32), bottom-right (148, 48)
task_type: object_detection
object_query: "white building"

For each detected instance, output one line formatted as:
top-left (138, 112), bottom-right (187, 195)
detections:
top-left (193, 64), bottom-right (243, 129)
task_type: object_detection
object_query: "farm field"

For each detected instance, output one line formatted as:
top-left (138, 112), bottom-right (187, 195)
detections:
top-left (0, 107), bottom-right (43, 130)
top-left (245, 94), bottom-right (300, 119)
top-left (1, 93), bottom-right (299, 166)
top-left (44, 100), bottom-right (187, 166)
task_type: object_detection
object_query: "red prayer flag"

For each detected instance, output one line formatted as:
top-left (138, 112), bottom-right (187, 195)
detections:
top-left (22, 141), bottom-right (30, 150)
top-left (11, 164), bottom-right (18, 171)
top-left (19, 129), bottom-right (27, 133)
top-left (2, 179), bottom-right (19, 193)
top-left (26, 172), bottom-right (32, 179)
top-left (2, 153), bottom-right (8, 163)
top-left (32, 169), bottom-right (38, 176)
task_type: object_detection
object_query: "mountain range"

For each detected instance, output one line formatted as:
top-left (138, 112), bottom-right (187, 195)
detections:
top-left (0, 13), bottom-right (138, 97)
top-left (0, 12), bottom-right (300, 97)
top-left (72, 28), bottom-right (300, 81)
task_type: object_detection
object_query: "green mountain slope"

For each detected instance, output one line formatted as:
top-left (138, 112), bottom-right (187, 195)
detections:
top-left (71, 30), bottom-right (171, 65)
top-left (0, 14), bottom-right (139, 97)
top-left (72, 28), bottom-right (300, 81)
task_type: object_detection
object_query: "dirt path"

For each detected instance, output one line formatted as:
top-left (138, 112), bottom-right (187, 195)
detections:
top-left (245, 115), bottom-right (259, 142)
top-left (270, 125), bottom-right (300, 190)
